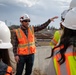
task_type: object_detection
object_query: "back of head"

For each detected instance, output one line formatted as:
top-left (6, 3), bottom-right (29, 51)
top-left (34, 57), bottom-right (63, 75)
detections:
top-left (62, 7), bottom-right (76, 30)
top-left (0, 21), bottom-right (12, 49)
top-left (69, 0), bottom-right (76, 9)
top-left (62, 7), bottom-right (76, 48)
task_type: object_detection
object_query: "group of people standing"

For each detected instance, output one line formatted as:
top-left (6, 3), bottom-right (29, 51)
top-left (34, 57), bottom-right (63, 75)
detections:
top-left (0, 0), bottom-right (76, 75)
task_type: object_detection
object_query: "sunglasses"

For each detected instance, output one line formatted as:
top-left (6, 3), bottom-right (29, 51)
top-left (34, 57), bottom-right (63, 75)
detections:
top-left (23, 19), bottom-right (30, 22)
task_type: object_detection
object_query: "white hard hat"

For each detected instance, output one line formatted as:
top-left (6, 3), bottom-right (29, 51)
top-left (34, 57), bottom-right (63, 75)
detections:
top-left (61, 9), bottom-right (71, 21)
top-left (62, 7), bottom-right (76, 30)
top-left (0, 21), bottom-right (12, 49)
top-left (20, 14), bottom-right (30, 22)
top-left (69, 0), bottom-right (76, 9)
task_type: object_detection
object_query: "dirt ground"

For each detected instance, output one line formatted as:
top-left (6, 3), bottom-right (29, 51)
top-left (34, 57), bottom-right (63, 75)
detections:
top-left (31, 46), bottom-right (55, 75)
top-left (35, 39), bottom-right (51, 46)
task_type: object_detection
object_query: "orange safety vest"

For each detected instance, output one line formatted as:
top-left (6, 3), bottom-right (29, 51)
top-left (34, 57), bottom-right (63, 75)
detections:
top-left (15, 26), bottom-right (36, 55)
top-left (6, 66), bottom-right (12, 75)
top-left (53, 45), bottom-right (76, 75)
top-left (0, 61), bottom-right (13, 75)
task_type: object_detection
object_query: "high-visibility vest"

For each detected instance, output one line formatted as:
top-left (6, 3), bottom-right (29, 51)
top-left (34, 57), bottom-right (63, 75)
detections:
top-left (15, 26), bottom-right (36, 55)
top-left (0, 61), bottom-right (12, 75)
top-left (50, 31), bottom-right (61, 48)
top-left (53, 45), bottom-right (76, 75)
top-left (6, 66), bottom-right (12, 75)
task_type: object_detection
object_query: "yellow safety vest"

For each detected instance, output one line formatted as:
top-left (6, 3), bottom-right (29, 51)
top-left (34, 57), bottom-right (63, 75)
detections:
top-left (50, 31), bottom-right (61, 48)
top-left (53, 45), bottom-right (76, 75)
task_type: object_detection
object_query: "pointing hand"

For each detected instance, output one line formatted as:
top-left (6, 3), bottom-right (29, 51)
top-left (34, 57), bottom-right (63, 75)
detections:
top-left (50, 16), bottom-right (58, 22)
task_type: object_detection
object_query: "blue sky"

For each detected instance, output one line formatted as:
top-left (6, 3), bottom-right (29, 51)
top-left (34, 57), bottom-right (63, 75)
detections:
top-left (0, 0), bottom-right (72, 28)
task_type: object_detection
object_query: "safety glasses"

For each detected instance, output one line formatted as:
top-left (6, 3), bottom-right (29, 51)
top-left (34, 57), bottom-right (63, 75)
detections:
top-left (23, 19), bottom-right (30, 22)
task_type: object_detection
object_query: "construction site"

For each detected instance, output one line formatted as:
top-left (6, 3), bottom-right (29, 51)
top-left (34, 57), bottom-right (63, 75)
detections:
top-left (11, 28), bottom-right (56, 75)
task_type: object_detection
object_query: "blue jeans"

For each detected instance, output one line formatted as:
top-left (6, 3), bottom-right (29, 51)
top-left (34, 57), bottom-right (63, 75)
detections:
top-left (16, 54), bottom-right (34, 75)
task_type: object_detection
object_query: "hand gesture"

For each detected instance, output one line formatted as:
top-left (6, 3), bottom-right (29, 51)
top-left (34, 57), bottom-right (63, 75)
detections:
top-left (50, 16), bottom-right (58, 22)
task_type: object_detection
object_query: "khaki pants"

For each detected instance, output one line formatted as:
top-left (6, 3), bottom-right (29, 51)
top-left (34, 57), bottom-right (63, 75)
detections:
top-left (8, 48), bottom-right (16, 74)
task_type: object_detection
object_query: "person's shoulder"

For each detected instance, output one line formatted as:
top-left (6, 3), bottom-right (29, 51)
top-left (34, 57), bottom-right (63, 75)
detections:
top-left (54, 30), bottom-right (60, 38)
top-left (10, 29), bottom-right (18, 36)
top-left (54, 30), bottom-right (60, 34)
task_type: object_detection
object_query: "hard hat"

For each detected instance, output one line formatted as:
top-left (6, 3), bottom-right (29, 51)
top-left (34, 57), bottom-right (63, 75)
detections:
top-left (0, 21), bottom-right (12, 49)
top-left (61, 9), bottom-right (71, 21)
top-left (20, 14), bottom-right (30, 22)
top-left (69, 0), bottom-right (76, 9)
top-left (62, 7), bottom-right (76, 30)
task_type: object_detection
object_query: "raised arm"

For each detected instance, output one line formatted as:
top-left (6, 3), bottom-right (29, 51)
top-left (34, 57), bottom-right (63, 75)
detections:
top-left (34, 16), bottom-right (58, 32)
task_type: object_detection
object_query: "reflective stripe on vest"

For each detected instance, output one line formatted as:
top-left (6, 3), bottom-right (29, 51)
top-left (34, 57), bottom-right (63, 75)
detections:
top-left (53, 45), bottom-right (76, 75)
top-left (15, 26), bottom-right (36, 55)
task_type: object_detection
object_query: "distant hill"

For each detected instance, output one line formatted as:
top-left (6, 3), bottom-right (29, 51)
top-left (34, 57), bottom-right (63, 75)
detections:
top-left (9, 25), bottom-right (19, 30)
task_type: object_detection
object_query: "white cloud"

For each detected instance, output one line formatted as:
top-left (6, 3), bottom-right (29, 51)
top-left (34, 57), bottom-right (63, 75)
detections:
top-left (18, 0), bottom-right (39, 7)
top-left (0, 3), bottom-right (6, 6)
top-left (0, 0), bottom-right (72, 8)
top-left (0, 0), bottom-right (40, 7)
top-left (0, 0), bottom-right (72, 28)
